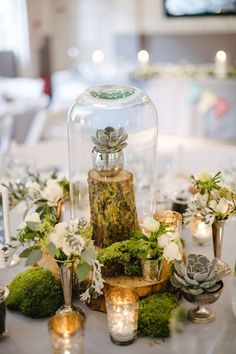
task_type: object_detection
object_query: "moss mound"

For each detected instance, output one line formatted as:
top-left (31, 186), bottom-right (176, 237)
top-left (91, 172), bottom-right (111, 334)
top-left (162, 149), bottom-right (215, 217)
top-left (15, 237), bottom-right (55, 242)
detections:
top-left (6, 267), bottom-right (64, 318)
top-left (138, 293), bottom-right (179, 338)
top-left (98, 240), bottom-right (141, 277)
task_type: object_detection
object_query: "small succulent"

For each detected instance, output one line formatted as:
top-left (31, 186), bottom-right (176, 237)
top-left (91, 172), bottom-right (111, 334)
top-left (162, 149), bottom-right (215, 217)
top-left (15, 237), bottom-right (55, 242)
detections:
top-left (91, 126), bottom-right (128, 153)
top-left (171, 254), bottom-right (230, 295)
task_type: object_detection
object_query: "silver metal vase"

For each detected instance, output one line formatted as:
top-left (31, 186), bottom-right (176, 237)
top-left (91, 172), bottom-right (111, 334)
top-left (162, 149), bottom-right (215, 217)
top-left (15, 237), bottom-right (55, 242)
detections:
top-left (212, 220), bottom-right (226, 259)
top-left (181, 281), bottom-right (224, 323)
top-left (56, 259), bottom-right (85, 317)
top-left (141, 259), bottom-right (164, 282)
top-left (92, 150), bottom-right (124, 177)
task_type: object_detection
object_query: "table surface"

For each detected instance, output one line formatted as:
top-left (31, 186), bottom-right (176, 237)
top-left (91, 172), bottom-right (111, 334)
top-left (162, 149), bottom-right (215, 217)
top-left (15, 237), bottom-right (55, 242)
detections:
top-left (1, 220), bottom-right (236, 354)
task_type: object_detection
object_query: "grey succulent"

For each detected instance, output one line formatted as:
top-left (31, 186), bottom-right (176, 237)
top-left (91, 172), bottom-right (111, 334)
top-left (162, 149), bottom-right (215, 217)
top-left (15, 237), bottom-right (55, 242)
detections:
top-left (91, 126), bottom-right (128, 153)
top-left (171, 254), bottom-right (230, 296)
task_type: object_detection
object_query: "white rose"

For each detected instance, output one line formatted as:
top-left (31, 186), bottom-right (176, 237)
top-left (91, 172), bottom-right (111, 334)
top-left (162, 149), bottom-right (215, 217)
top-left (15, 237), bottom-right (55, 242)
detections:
top-left (158, 233), bottom-right (178, 249)
top-left (49, 222), bottom-right (67, 249)
top-left (196, 171), bottom-right (211, 182)
top-left (54, 222), bottom-right (68, 238)
top-left (61, 238), bottom-right (74, 257)
top-left (215, 198), bottom-right (229, 214)
top-left (163, 242), bottom-right (182, 262)
top-left (42, 179), bottom-right (64, 205)
top-left (142, 217), bottom-right (160, 233)
top-left (25, 212), bottom-right (41, 231)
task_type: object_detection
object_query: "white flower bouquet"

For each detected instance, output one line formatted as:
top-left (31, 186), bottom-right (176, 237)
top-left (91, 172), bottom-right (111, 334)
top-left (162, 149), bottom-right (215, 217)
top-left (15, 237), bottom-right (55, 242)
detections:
top-left (130, 217), bottom-right (182, 262)
top-left (184, 171), bottom-right (236, 224)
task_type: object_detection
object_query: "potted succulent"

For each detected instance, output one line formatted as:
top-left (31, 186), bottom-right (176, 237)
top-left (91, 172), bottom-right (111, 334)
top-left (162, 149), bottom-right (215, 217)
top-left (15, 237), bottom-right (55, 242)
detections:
top-left (91, 126), bottom-right (128, 177)
top-left (171, 254), bottom-right (230, 323)
top-left (131, 217), bottom-right (182, 282)
top-left (184, 171), bottom-right (236, 258)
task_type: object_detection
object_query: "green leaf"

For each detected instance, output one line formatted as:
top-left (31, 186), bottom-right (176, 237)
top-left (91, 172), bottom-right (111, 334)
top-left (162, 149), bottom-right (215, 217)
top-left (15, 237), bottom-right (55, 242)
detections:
top-left (25, 249), bottom-right (43, 266)
top-left (48, 242), bottom-right (57, 257)
top-left (19, 247), bottom-right (34, 258)
top-left (76, 262), bottom-right (92, 282)
top-left (81, 248), bottom-right (96, 265)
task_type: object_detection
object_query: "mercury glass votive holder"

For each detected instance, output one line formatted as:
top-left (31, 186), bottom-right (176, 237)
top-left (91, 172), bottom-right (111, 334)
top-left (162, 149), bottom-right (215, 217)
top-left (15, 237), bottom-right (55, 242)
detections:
top-left (105, 287), bottom-right (139, 346)
top-left (191, 214), bottom-right (211, 246)
top-left (153, 210), bottom-right (182, 238)
top-left (48, 312), bottom-right (85, 354)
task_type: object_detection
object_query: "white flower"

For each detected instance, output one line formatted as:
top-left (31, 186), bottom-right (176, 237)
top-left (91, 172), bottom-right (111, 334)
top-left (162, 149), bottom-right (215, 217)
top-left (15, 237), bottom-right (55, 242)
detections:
top-left (195, 193), bottom-right (208, 208)
top-left (25, 212), bottom-right (41, 231)
top-left (142, 217), bottom-right (160, 233)
top-left (196, 171), bottom-right (211, 182)
top-left (209, 199), bottom-right (217, 211)
top-left (158, 232), bottom-right (178, 249)
top-left (49, 222), bottom-right (67, 249)
top-left (41, 179), bottom-right (63, 205)
top-left (163, 242), bottom-right (182, 262)
top-left (215, 199), bottom-right (229, 214)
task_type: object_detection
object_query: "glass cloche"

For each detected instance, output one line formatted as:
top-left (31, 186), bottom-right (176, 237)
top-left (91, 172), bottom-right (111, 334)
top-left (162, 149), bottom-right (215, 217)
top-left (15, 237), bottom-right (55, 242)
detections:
top-left (67, 85), bottom-right (158, 248)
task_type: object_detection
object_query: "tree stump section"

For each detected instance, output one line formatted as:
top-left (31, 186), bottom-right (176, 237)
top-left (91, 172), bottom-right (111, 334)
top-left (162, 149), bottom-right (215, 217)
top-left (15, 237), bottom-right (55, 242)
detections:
top-left (87, 261), bottom-right (171, 313)
top-left (88, 169), bottom-right (139, 248)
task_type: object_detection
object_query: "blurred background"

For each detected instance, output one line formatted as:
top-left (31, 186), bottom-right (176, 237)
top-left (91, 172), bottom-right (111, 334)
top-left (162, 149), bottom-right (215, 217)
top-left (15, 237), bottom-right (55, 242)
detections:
top-left (0, 0), bottom-right (236, 178)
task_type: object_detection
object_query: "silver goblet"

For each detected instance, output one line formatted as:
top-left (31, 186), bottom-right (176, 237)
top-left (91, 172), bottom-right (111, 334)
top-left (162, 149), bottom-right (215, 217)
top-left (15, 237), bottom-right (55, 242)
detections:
top-left (181, 281), bottom-right (224, 324)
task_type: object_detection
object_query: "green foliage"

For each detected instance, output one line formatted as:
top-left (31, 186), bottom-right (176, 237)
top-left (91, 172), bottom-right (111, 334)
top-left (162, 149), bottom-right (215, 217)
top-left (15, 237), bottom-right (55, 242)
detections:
top-left (98, 240), bottom-right (142, 277)
top-left (138, 293), bottom-right (180, 338)
top-left (191, 171), bottom-right (221, 194)
top-left (130, 221), bottom-right (172, 260)
top-left (6, 267), bottom-right (64, 318)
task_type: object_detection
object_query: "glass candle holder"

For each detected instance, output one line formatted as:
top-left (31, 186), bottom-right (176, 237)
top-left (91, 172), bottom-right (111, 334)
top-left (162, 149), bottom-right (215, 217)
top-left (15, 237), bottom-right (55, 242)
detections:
top-left (191, 214), bottom-right (211, 246)
top-left (48, 312), bottom-right (84, 354)
top-left (153, 210), bottom-right (182, 238)
top-left (105, 287), bottom-right (139, 346)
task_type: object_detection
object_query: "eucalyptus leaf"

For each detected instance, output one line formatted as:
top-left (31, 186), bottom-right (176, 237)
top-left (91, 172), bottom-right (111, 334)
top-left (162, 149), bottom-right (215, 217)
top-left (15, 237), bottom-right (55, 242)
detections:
top-left (48, 242), bottom-right (57, 257)
top-left (76, 263), bottom-right (92, 282)
top-left (25, 249), bottom-right (43, 266)
top-left (19, 247), bottom-right (34, 258)
top-left (81, 248), bottom-right (96, 265)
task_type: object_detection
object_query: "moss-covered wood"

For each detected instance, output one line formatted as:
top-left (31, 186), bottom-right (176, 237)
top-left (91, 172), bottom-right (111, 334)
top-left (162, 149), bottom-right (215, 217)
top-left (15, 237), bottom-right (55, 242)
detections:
top-left (88, 169), bottom-right (139, 247)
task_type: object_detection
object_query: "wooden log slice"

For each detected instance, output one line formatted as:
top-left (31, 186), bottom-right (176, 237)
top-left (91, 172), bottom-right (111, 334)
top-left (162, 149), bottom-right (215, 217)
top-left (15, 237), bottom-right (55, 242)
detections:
top-left (88, 169), bottom-right (139, 247)
top-left (87, 261), bottom-right (171, 312)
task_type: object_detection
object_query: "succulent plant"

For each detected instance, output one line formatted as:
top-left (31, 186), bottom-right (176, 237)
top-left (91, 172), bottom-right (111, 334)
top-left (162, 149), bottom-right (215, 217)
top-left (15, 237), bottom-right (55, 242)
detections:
top-left (171, 254), bottom-right (230, 295)
top-left (91, 126), bottom-right (128, 153)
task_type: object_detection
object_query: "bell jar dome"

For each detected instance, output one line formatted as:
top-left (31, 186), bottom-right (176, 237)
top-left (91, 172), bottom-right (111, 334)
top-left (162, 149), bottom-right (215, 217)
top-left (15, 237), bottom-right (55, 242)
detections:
top-left (67, 85), bottom-right (158, 248)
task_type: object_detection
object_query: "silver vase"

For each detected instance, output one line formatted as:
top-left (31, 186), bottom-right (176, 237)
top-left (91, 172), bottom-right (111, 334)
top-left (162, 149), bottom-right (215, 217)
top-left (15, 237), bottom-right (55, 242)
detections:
top-left (92, 150), bottom-right (124, 177)
top-left (181, 281), bottom-right (224, 323)
top-left (212, 220), bottom-right (226, 259)
top-left (141, 259), bottom-right (164, 282)
top-left (56, 259), bottom-right (85, 317)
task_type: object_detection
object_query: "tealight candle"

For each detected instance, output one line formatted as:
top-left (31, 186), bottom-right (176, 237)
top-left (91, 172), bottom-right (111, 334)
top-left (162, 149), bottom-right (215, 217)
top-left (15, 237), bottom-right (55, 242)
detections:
top-left (215, 50), bottom-right (227, 78)
top-left (191, 214), bottom-right (211, 246)
top-left (153, 210), bottom-right (182, 239)
top-left (48, 312), bottom-right (84, 354)
top-left (105, 287), bottom-right (139, 345)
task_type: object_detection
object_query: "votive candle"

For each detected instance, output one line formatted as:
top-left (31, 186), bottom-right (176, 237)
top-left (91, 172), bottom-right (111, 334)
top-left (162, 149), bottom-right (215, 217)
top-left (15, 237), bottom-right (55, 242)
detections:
top-left (106, 287), bottom-right (139, 345)
top-left (153, 210), bottom-right (182, 238)
top-left (48, 312), bottom-right (84, 354)
top-left (191, 214), bottom-right (211, 246)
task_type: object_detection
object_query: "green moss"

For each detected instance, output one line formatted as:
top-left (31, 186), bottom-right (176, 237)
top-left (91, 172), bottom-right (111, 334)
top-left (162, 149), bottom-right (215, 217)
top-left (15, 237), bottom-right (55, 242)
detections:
top-left (138, 293), bottom-right (179, 338)
top-left (98, 240), bottom-right (142, 277)
top-left (6, 267), bottom-right (64, 318)
top-left (88, 173), bottom-right (139, 247)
